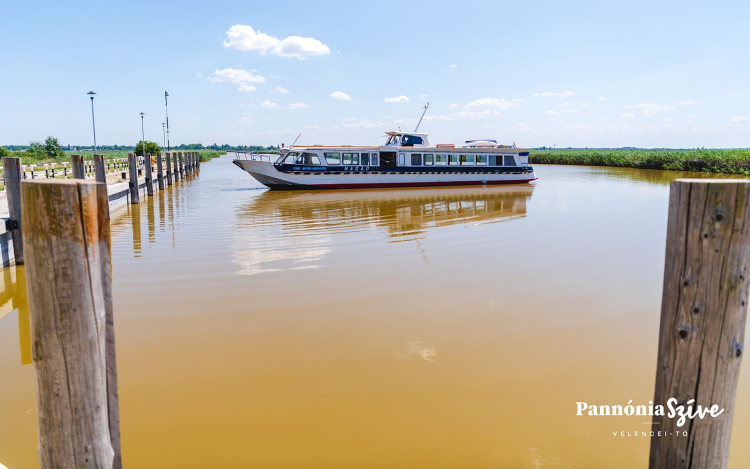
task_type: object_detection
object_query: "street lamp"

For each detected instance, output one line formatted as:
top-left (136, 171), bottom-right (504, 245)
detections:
top-left (162, 122), bottom-right (166, 149)
top-left (164, 91), bottom-right (170, 152)
top-left (139, 112), bottom-right (146, 160)
top-left (87, 91), bottom-right (97, 154)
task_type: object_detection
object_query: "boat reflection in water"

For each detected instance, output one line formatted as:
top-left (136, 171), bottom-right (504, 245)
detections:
top-left (233, 185), bottom-right (534, 274)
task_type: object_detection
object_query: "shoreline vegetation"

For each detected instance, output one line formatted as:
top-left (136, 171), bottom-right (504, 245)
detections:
top-left (4, 146), bottom-right (750, 175)
top-left (528, 149), bottom-right (750, 175)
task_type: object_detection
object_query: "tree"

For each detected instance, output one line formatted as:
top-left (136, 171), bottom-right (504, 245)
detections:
top-left (44, 136), bottom-right (64, 158)
top-left (28, 141), bottom-right (45, 158)
top-left (135, 140), bottom-right (161, 156)
top-left (0, 147), bottom-right (10, 157)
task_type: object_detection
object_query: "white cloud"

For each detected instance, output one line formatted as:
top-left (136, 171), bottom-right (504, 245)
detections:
top-left (261, 101), bottom-right (280, 109)
top-left (236, 116), bottom-right (252, 123)
top-left (449, 103), bottom-right (459, 109)
top-left (195, 72), bottom-right (203, 78)
top-left (287, 102), bottom-right (310, 109)
top-left (465, 98), bottom-right (516, 109)
top-left (258, 128), bottom-right (295, 135)
top-left (678, 100), bottom-right (699, 105)
top-left (579, 102), bottom-right (588, 107)
top-left (625, 103), bottom-right (675, 113)
top-left (210, 68), bottom-right (265, 93)
top-left (544, 109), bottom-right (576, 115)
top-left (532, 90), bottom-right (576, 97)
top-left (272, 86), bottom-right (290, 94)
top-left (597, 97), bottom-right (607, 101)
top-left (223, 24), bottom-right (330, 59)
top-left (729, 115), bottom-right (750, 123)
top-left (561, 124), bottom-right (596, 131)
top-left (210, 68), bottom-right (265, 84)
top-left (621, 113), bottom-right (635, 118)
top-left (418, 94), bottom-right (429, 98)
top-left (330, 91), bottom-right (352, 100)
top-left (561, 102), bottom-right (573, 107)
top-left (447, 64), bottom-right (458, 68)
top-left (385, 95), bottom-right (410, 103)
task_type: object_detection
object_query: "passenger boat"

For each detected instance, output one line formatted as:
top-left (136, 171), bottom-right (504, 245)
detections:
top-left (234, 103), bottom-right (535, 189)
top-left (233, 131), bottom-right (536, 190)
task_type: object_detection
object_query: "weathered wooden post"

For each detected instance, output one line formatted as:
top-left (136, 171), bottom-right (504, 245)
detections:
top-left (174, 152), bottom-right (181, 182)
top-left (93, 154), bottom-right (107, 183)
top-left (2, 157), bottom-right (24, 264)
top-left (144, 153), bottom-right (154, 196)
top-left (21, 179), bottom-right (121, 468)
top-left (165, 152), bottom-right (173, 185)
top-left (156, 152), bottom-right (165, 190)
top-left (71, 154), bottom-right (85, 180)
top-left (649, 179), bottom-right (750, 469)
top-left (178, 152), bottom-right (184, 178)
top-left (128, 152), bottom-right (140, 204)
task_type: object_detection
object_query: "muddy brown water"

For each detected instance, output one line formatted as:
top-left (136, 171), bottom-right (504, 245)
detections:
top-left (1, 156), bottom-right (749, 468)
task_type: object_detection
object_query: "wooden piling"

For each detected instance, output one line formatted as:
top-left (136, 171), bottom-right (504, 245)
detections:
top-left (145, 153), bottom-right (154, 196)
top-left (156, 152), bottom-right (165, 190)
top-left (71, 154), bottom-right (85, 180)
top-left (2, 157), bottom-right (24, 264)
top-left (94, 154), bottom-right (107, 183)
top-left (165, 152), bottom-right (173, 185)
top-left (174, 152), bottom-right (181, 182)
top-left (128, 153), bottom-right (140, 204)
top-left (649, 179), bottom-right (750, 469)
top-left (20, 179), bottom-right (121, 469)
top-left (178, 152), bottom-right (184, 178)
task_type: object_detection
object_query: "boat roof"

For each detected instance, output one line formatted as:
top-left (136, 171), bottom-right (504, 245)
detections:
top-left (293, 145), bottom-right (529, 152)
top-left (384, 131), bottom-right (429, 137)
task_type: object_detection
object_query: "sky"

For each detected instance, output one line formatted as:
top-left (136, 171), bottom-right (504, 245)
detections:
top-left (1, 0), bottom-right (749, 148)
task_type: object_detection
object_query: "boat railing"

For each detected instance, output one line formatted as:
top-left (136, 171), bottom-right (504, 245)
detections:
top-left (234, 152), bottom-right (276, 162)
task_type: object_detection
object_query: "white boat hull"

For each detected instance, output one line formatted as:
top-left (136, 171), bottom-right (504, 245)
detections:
top-left (233, 159), bottom-right (536, 190)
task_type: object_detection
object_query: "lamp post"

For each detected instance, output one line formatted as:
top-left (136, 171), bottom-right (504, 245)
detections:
top-left (162, 122), bottom-right (166, 149)
top-left (87, 91), bottom-right (97, 154)
top-left (139, 112), bottom-right (146, 161)
top-left (164, 91), bottom-right (170, 152)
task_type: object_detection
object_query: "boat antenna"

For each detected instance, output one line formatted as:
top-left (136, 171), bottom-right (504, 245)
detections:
top-left (290, 133), bottom-right (302, 148)
top-left (414, 102), bottom-right (430, 132)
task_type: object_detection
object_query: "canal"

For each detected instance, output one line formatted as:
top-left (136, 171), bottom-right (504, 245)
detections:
top-left (1, 155), bottom-right (749, 468)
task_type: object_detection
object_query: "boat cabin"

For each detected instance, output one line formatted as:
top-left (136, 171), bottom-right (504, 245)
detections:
top-left (273, 131), bottom-right (529, 170)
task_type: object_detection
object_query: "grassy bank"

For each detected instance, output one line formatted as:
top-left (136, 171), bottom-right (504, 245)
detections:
top-left (1, 149), bottom-right (223, 166)
top-left (529, 149), bottom-right (750, 175)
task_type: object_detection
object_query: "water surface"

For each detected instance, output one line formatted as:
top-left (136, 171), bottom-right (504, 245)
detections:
top-left (1, 157), bottom-right (749, 468)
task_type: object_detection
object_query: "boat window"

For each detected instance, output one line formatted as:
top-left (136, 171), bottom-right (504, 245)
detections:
top-left (343, 153), bottom-right (359, 165)
top-left (361, 153), bottom-right (369, 165)
top-left (401, 135), bottom-right (423, 146)
top-left (371, 153), bottom-right (379, 166)
top-left (460, 155), bottom-right (475, 166)
top-left (411, 154), bottom-right (422, 166)
top-left (295, 153), bottom-right (321, 165)
top-left (424, 154), bottom-right (434, 166)
top-left (476, 155), bottom-right (488, 166)
top-left (435, 154), bottom-right (448, 166)
top-left (386, 135), bottom-right (400, 145)
top-left (449, 154), bottom-right (459, 165)
top-left (504, 155), bottom-right (516, 166)
top-left (281, 151), bottom-right (299, 164)
top-left (398, 153), bottom-right (406, 165)
top-left (324, 152), bottom-right (341, 165)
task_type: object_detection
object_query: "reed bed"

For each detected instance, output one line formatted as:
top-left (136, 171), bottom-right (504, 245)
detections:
top-left (529, 149), bottom-right (750, 175)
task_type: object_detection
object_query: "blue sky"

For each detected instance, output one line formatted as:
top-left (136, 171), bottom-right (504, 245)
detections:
top-left (1, 0), bottom-right (749, 148)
